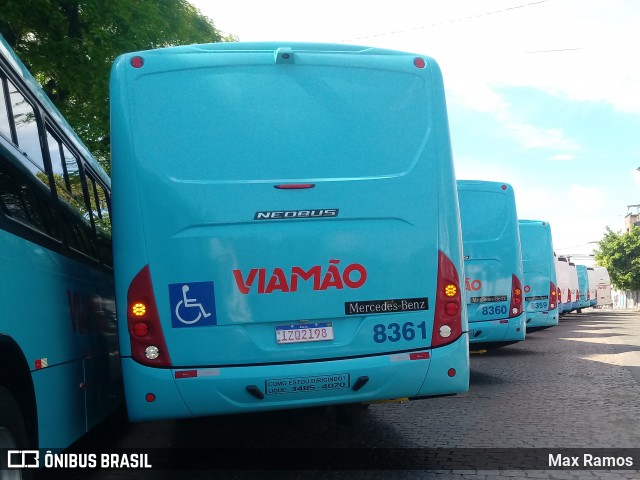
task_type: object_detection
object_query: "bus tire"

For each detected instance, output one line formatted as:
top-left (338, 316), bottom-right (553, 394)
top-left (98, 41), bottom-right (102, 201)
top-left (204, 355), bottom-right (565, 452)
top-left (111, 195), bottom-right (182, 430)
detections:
top-left (0, 386), bottom-right (33, 480)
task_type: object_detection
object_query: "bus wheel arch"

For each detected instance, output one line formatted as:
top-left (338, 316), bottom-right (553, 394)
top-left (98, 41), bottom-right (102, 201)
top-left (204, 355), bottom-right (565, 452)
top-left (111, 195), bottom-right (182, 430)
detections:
top-left (0, 335), bottom-right (38, 450)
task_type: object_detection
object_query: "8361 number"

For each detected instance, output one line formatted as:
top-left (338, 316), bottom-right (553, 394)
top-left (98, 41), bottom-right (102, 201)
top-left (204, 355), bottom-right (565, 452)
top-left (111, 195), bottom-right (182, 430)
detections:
top-left (373, 321), bottom-right (427, 343)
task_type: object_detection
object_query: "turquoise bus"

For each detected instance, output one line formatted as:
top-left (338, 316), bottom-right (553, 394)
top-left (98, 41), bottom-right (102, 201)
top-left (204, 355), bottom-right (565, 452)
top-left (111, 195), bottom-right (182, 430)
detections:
top-left (110, 42), bottom-right (469, 421)
top-left (0, 35), bottom-right (120, 460)
top-left (518, 220), bottom-right (558, 330)
top-left (575, 264), bottom-right (590, 312)
top-left (457, 180), bottom-right (525, 348)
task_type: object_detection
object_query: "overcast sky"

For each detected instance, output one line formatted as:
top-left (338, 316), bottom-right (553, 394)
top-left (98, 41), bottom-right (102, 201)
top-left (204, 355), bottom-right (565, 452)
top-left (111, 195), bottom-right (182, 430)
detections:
top-left (189, 0), bottom-right (640, 259)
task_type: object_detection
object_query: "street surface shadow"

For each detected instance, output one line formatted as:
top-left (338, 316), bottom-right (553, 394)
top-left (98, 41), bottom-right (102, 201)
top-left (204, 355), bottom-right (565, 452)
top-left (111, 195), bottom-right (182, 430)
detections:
top-left (469, 369), bottom-right (508, 386)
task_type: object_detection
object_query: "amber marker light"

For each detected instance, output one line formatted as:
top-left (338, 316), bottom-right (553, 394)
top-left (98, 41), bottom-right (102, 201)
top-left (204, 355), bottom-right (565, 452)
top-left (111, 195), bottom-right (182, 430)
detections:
top-left (444, 284), bottom-right (457, 297)
top-left (132, 302), bottom-right (146, 317)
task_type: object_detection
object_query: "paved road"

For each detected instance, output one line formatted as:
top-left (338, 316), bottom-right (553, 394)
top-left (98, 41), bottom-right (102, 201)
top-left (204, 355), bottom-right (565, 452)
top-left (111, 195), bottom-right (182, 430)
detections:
top-left (40, 309), bottom-right (640, 480)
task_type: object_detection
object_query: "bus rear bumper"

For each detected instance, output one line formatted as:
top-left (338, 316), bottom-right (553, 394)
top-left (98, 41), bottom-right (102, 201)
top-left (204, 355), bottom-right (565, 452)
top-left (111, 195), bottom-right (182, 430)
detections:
top-left (468, 314), bottom-right (525, 345)
top-left (526, 310), bottom-right (559, 329)
top-left (121, 336), bottom-right (469, 421)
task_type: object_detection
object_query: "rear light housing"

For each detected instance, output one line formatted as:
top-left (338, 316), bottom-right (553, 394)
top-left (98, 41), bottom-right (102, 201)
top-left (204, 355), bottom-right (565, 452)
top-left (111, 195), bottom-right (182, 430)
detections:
top-left (432, 251), bottom-right (463, 348)
top-left (567, 289), bottom-right (572, 303)
top-left (509, 274), bottom-right (523, 318)
top-left (127, 265), bottom-right (171, 367)
top-left (549, 281), bottom-right (557, 310)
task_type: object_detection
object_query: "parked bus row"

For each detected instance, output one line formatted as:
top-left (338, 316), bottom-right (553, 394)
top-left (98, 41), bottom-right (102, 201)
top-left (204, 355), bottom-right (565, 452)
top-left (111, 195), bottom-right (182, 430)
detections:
top-left (0, 38), bottom-right (616, 466)
top-left (456, 179), bottom-right (613, 351)
top-left (109, 41), bottom-right (613, 423)
top-left (556, 257), bottom-right (613, 314)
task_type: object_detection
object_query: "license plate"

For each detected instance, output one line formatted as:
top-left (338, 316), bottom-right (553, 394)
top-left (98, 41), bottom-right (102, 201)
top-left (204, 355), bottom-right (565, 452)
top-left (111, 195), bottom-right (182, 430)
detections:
top-left (275, 322), bottom-right (333, 344)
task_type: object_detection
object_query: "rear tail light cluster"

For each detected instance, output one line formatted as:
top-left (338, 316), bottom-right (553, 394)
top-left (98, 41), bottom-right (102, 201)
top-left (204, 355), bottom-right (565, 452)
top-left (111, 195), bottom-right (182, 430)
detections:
top-left (432, 251), bottom-right (463, 347)
top-left (127, 265), bottom-right (171, 367)
top-left (509, 274), bottom-right (523, 318)
top-left (549, 281), bottom-right (557, 310)
top-left (567, 289), bottom-right (572, 303)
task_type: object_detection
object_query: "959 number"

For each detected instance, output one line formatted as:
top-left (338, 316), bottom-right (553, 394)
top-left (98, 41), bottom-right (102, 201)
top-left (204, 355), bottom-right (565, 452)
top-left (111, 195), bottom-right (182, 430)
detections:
top-left (373, 321), bottom-right (427, 343)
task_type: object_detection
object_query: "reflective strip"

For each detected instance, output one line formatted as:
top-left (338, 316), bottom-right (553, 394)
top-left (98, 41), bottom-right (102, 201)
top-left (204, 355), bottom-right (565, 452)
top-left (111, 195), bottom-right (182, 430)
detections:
top-left (390, 353), bottom-right (410, 362)
top-left (34, 358), bottom-right (48, 370)
top-left (409, 352), bottom-right (430, 360)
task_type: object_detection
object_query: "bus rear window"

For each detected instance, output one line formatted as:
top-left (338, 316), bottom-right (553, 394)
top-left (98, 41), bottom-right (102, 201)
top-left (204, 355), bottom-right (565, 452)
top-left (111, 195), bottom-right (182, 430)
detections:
top-left (132, 65), bottom-right (430, 181)
top-left (459, 190), bottom-right (510, 242)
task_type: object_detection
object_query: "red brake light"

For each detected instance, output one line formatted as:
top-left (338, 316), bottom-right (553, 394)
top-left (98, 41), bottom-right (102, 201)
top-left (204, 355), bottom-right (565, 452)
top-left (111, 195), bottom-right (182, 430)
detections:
top-left (274, 184), bottom-right (315, 190)
top-left (414, 57), bottom-right (426, 69)
top-left (509, 274), bottom-right (523, 318)
top-left (127, 265), bottom-right (171, 367)
top-left (432, 251), bottom-right (463, 347)
top-left (130, 56), bottom-right (144, 68)
top-left (549, 281), bottom-right (557, 310)
top-left (132, 322), bottom-right (149, 337)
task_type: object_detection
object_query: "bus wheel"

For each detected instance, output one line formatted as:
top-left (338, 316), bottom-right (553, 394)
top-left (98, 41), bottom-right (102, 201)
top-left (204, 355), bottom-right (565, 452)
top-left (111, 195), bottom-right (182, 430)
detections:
top-left (0, 386), bottom-right (32, 480)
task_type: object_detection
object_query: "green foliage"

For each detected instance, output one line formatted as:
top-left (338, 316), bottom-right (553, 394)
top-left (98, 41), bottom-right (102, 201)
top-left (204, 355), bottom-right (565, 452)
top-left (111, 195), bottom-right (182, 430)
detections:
top-left (594, 226), bottom-right (640, 290)
top-left (0, 0), bottom-right (226, 172)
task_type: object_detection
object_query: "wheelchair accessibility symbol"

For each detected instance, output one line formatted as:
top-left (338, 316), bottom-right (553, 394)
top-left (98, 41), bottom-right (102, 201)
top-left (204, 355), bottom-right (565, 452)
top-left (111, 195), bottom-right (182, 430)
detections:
top-left (169, 281), bottom-right (217, 328)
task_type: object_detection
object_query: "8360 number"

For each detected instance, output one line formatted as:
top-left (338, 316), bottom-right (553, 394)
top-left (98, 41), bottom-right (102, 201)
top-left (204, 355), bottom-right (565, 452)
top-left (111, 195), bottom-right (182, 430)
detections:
top-left (481, 305), bottom-right (507, 316)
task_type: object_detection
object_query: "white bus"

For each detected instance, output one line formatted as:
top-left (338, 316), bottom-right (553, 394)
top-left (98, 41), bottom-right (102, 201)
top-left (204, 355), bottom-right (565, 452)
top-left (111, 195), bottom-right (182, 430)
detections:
top-left (594, 267), bottom-right (613, 308)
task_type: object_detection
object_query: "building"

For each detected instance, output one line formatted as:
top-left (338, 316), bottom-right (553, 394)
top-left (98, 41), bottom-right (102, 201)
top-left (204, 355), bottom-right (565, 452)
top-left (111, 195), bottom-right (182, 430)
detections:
top-left (624, 205), bottom-right (640, 233)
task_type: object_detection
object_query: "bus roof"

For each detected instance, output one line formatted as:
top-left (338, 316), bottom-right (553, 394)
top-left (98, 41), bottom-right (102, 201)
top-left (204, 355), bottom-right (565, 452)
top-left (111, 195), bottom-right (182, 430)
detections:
top-left (115, 41), bottom-right (427, 58)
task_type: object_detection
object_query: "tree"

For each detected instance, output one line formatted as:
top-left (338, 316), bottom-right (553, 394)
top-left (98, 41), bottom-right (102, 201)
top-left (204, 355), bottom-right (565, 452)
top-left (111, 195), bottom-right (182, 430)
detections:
top-left (594, 226), bottom-right (640, 290)
top-left (0, 0), bottom-right (230, 171)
